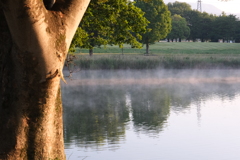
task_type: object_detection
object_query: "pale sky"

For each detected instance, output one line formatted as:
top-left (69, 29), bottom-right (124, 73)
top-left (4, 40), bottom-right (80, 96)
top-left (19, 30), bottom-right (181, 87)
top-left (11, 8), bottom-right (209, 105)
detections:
top-left (164, 0), bottom-right (240, 14)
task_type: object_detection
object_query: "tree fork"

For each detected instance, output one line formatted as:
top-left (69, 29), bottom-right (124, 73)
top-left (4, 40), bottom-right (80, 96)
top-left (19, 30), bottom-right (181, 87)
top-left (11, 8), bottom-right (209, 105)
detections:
top-left (0, 0), bottom-right (90, 159)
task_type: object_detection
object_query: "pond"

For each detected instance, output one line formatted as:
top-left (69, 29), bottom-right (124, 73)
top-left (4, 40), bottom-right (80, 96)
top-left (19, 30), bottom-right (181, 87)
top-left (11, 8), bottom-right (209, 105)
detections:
top-left (62, 69), bottom-right (240, 160)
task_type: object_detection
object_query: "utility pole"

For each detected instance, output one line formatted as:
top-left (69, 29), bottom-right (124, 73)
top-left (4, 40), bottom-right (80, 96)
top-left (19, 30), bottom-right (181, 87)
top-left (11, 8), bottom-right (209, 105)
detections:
top-left (197, 0), bottom-right (202, 12)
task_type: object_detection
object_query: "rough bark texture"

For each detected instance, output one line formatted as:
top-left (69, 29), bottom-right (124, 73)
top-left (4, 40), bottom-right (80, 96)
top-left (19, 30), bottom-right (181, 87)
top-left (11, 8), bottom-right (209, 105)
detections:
top-left (0, 44), bottom-right (64, 160)
top-left (0, 0), bottom-right (90, 159)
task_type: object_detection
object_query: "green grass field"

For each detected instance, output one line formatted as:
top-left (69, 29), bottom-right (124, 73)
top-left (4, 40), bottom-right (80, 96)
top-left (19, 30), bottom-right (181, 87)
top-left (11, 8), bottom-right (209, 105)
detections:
top-left (71, 42), bottom-right (240, 69)
top-left (75, 42), bottom-right (240, 55)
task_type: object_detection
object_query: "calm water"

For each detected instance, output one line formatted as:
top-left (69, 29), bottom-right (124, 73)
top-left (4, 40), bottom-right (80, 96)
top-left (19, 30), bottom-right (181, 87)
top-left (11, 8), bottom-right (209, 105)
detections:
top-left (62, 69), bottom-right (240, 160)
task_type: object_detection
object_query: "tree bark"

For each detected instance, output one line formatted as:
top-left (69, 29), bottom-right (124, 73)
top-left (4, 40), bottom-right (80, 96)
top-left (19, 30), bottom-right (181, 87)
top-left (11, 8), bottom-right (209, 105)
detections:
top-left (0, 43), bottom-right (64, 159)
top-left (146, 43), bottom-right (149, 55)
top-left (89, 48), bottom-right (93, 56)
top-left (145, 37), bottom-right (149, 55)
top-left (0, 0), bottom-right (90, 159)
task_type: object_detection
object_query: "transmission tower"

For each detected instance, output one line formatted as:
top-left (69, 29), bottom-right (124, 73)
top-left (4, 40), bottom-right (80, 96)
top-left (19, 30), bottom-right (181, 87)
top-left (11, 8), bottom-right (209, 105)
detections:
top-left (197, 0), bottom-right (202, 12)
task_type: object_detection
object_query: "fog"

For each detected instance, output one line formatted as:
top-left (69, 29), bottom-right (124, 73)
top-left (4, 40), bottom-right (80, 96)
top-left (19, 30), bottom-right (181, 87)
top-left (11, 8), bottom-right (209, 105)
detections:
top-left (62, 69), bottom-right (240, 96)
top-left (62, 69), bottom-right (240, 110)
top-left (62, 69), bottom-right (240, 160)
top-left (62, 69), bottom-right (240, 131)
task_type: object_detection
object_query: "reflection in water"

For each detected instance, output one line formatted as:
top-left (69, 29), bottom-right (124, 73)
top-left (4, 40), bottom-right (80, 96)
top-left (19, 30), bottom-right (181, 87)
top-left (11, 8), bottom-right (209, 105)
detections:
top-left (130, 87), bottom-right (170, 135)
top-left (62, 69), bottom-right (240, 160)
top-left (63, 86), bottom-right (129, 151)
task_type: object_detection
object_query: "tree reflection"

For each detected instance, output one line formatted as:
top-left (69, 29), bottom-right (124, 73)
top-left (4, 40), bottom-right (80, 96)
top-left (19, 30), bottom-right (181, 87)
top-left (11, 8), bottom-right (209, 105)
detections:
top-left (63, 86), bottom-right (129, 148)
top-left (62, 79), bottom-right (240, 148)
top-left (62, 85), bottom-right (176, 145)
top-left (130, 87), bottom-right (170, 134)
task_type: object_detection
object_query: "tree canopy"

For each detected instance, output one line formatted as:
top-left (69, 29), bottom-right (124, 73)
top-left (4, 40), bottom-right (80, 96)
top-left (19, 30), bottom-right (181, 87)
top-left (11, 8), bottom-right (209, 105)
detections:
top-left (70, 0), bottom-right (149, 56)
top-left (166, 1), bottom-right (240, 42)
top-left (134, 0), bottom-right (172, 54)
top-left (167, 1), bottom-right (192, 17)
top-left (167, 14), bottom-right (190, 42)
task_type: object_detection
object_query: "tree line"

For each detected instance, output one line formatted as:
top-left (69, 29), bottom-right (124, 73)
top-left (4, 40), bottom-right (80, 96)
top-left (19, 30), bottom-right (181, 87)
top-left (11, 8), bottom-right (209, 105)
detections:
top-left (71, 0), bottom-right (240, 56)
top-left (167, 1), bottom-right (240, 43)
top-left (71, 0), bottom-right (171, 55)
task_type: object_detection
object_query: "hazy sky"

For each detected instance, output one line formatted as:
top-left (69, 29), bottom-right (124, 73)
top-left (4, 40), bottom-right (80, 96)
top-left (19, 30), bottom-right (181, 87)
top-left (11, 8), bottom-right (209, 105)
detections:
top-left (163, 0), bottom-right (240, 13)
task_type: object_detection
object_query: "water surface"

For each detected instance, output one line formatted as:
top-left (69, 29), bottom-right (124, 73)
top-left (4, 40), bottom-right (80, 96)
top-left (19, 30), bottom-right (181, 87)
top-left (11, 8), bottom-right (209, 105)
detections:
top-left (62, 69), bottom-right (240, 160)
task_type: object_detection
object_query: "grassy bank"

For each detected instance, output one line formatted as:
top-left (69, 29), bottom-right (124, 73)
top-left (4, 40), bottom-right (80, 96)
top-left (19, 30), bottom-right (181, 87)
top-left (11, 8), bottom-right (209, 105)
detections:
top-left (72, 42), bottom-right (240, 69)
top-left (76, 42), bottom-right (240, 54)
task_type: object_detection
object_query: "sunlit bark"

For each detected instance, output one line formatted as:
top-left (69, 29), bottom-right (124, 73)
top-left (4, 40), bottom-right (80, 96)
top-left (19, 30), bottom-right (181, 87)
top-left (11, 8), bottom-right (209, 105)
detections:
top-left (0, 0), bottom-right (90, 159)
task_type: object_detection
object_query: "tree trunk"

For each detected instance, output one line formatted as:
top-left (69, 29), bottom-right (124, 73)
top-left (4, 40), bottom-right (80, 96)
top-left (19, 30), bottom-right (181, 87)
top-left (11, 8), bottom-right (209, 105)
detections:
top-left (146, 43), bottom-right (149, 55)
top-left (89, 48), bottom-right (93, 56)
top-left (0, 43), bottom-right (64, 160)
top-left (0, 0), bottom-right (90, 159)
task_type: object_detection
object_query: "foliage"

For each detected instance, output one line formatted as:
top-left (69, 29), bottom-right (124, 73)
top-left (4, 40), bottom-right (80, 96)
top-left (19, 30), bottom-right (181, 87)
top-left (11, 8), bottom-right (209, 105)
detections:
top-left (134, 0), bottom-right (171, 54)
top-left (167, 1), bottom-right (240, 43)
top-left (134, 0), bottom-right (172, 44)
top-left (167, 14), bottom-right (190, 41)
top-left (234, 20), bottom-right (240, 43)
top-left (184, 10), bottom-right (216, 42)
top-left (70, 0), bottom-right (149, 55)
top-left (211, 13), bottom-right (238, 42)
top-left (197, 12), bottom-right (215, 42)
top-left (167, 1), bottom-right (192, 17)
top-left (69, 27), bottom-right (89, 53)
top-left (108, 1), bottom-right (148, 48)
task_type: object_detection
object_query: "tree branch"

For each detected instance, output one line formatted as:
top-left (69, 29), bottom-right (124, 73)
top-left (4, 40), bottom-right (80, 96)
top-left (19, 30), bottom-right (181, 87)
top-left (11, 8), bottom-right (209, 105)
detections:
top-left (62, 0), bottom-right (91, 49)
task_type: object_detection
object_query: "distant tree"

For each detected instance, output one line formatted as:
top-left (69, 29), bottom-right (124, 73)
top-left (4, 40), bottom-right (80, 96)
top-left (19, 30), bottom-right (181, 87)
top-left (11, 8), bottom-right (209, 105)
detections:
top-left (198, 12), bottom-right (215, 42)
top-left (212, 13), bottom-right (238, 42)
top-left (167, 14), bottom-right (190, 42)
top-left (184, 10), bottom-right (202, 41)
top-left (167, 1), bottom-right (235, 42)
top-left (108, 1), bottom-right (149, 49)
top-left (234, 20), bottom-right (240, 43)
top-left (135, 0), bottom-right (171, 54)
top-left (167, 1), bottom-right (192, 18)
top-left (70, 0), bottom-right (149, 56)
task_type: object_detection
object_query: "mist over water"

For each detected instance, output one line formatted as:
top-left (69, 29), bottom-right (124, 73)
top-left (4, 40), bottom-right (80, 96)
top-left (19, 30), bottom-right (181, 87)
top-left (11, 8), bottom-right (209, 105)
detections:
top-left (62, 69), bottom-right (240, 160)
